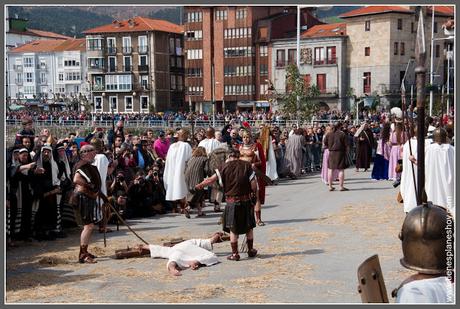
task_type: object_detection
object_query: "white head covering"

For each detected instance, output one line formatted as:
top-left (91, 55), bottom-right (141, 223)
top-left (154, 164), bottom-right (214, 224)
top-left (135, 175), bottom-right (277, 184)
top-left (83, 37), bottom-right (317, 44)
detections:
top-left (37, 145), bottom-right (60, 186)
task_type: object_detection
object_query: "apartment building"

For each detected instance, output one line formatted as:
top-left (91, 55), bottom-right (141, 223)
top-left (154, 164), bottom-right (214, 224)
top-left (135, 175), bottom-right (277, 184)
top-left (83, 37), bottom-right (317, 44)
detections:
top-left (83, 17), bottom-right (184, 113)
top-left (271, 23), bottom-right (348, 110)
top-left (340, 5), bottom-right (454, 105)
top-left (7, 39), bottom-right (89, 107)
top-left (184, 6), bottom-right (315, 112)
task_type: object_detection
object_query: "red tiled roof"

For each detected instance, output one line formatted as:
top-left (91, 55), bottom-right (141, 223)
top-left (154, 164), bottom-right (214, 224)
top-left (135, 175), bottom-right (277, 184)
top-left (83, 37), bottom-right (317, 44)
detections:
top-left (83, 16), bottom-right (183, 34)
top-left (9, 39), bottom-right (85, 53)
top-left (301, 23), bottom-right (346, 38)
top-left (27, 29), bottom-right (73, 39)
top-left (339, 6), bottom-right (413, 18)
top-left (428, 6), bottom-right (454, 16)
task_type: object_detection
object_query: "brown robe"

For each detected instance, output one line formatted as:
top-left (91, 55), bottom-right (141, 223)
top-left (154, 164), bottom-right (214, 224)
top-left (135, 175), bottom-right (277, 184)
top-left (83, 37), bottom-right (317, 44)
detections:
top-left (324, 130), bottom-right (348, 170)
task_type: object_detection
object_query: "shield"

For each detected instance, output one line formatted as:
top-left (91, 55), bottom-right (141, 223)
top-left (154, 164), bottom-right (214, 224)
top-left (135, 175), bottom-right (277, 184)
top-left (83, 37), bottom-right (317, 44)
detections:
top-left (357, 254), bottom-right (389, 303)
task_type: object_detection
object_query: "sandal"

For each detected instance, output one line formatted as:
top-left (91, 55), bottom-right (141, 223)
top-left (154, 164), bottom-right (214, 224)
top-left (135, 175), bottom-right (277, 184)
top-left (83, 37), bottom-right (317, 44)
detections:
top-left (329, 187), bottom-right (335, 192)
top-left (227, 253), bottom-right (240, 261)
top-left (79, 253), bottom-right (97, 264)
top-left (257, 221), bottom-right (266, 226)
top-left (214, 205), bottom-right (222, 212)
top-left (184, 207), bottom-right (191, 219)
top-left (340, 187), bottom-right (349, 191)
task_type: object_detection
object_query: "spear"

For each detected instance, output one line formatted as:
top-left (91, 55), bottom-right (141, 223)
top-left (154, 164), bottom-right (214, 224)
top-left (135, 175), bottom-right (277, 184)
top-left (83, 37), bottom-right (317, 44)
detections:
top-left (400, 67), bottom-right (417, 203)
top-left (414, 7), bottom-right (427, 205)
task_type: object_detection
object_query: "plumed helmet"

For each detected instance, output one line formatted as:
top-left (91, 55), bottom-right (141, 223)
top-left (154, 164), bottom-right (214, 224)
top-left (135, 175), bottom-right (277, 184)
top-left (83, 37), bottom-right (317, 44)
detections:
top-left (432, 128), bottom-right (447, 144)
top-left (399, 202), bottom-right (453, 274)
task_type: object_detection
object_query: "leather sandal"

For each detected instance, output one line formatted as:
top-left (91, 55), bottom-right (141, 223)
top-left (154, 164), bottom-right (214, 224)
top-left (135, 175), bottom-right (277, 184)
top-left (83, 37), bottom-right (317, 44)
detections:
top-left (184, 207), bottom-right (191, 219)
top-left (79, 253), bottom-right (97, 264)
top-left (227, 253), bottom-right (240, 261)
top-left (257, 221), bottom-right (266, 226)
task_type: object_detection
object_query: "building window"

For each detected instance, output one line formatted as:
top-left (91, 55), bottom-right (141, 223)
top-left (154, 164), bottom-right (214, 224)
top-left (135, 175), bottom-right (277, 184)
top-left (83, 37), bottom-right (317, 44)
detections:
top-left (260, 83), bottom-right (268, 95)
top-left (65, 72), bottom-right (81, 81)
top-left (434, 22), bottom-right (438, 33)
top-left (303, 74), bottom-right (311, 87)
top-left (215, 9), bottom-right (227, 20)
top-left (106, 75), bottom-right (132, 91)
top-left (364, 47), bottom-right (370, 56)
top-left (141, 75), bottom-right (149, 89)
top-left (288, 49), bottom-right (296, 65)
top-left (326, 46), bottom-right (336, 64)
top-left (88, 58), bottom-right (104, 69)
top-left (25, 72), bottom-right (33, 83)
top-left (138, 36), bottom-right (147, 53)
top-left (187, 68), bottom-right (203, 77)
top-left (24, 85), bottom-right (35, 95)
top-left (314, 47), bottom-right (325, 65)
top-left (23, 57), bottom-right (33, 68)
top-left (170, 75), bottom-right (177, 90)
top-left (259, 45), bottom-right (268, 57)
top-left (276, 49), bottom-right (285, 67)
top-left (140, 96), bottom-right (149, 111)
top-left (400, 42), bottom-right (405, 56)
top-left (125, 96), bottom-right (133, 111)
top-left (123, 56), bottom-right (132, 72)
top-left (109, 96), bottom-right (118, 112)
top-left (187, 49), bottom-right (203, 60)
top-left (64, 59), bottom-right (79, 67)
top-left (316, 74), bottom-right (326, 93)
top-left (58, 73), bottom-right (64, 81)
top-left (139, 55), bottom-right (148, 67)
top-left (122, 37), bottom-right (132, 53)
top-left (363, 72), bottom-right (371, 93)
top-left (108, 56), bottom-right (117, 72)
top-left (185, 30), bottom-right (203, 40)
top-left (236, 8), bottom-right (247, 20)
top-left (94, 96), bottom-right (102, 111)
top-left (365, 20), bottom-right (370, 31)
top-left (224, 46), bottom-right (253, 58)
top-left (397, 19), bottom-right (403, 30)
top-left (40, 72), bottom-right (46, 84)
top-left (16, 73), bottom-right (22, 84)
top-left (394, 42), bottom-right (399, 55)
top-left (260, 64), bottom-right (268, 75)
top-left (87, 38), bottom-right (102, 51)
top-left (435, 44), bottom-right (440, 58)
top-left (186, 11), bottom-right (203, 23)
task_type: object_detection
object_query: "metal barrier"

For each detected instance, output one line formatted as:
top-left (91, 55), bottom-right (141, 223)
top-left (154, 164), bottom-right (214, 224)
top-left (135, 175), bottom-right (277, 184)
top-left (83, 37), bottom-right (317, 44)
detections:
top-left (5, 118), bottom-right (338, 128)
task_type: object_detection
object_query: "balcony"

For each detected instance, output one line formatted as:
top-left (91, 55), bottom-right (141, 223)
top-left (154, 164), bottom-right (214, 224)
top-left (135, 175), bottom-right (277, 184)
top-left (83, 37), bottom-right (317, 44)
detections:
top-left (89, 64), bottom-right (105, 70)
top-left (313, 57), bottom-right (338, 67)
top-left (138, 65), bottom-right (149, 72)
top-left (123, 65), bottom-right (132, 72)
top-left (37, 64), bottom-right (47, 71)
top-left (317, 87), bottom-right (338, 97)
top-left (138, 46), bottom-right (148, 53)
top-left (122, 46), bottom-right (132, 54)
top-left (276, 61), bottom-right (286, 68)
top-left (107, 47), bottom-right (117, 54)
top-left (92, 84), bottom-right (105, 91)
top-left (13, 65), bottom-right (23, 71)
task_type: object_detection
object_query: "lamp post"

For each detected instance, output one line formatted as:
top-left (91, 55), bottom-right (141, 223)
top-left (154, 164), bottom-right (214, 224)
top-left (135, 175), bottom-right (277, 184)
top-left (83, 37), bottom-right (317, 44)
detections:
top-left (133, 91), bottom-right (139, 125)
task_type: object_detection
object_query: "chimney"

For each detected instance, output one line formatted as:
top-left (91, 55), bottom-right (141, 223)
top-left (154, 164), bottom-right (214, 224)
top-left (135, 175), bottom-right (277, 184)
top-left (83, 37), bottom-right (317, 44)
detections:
top-left (128, 18), bottom-right (135, 28)
top-left (112, 20), bottom-right (122, 28)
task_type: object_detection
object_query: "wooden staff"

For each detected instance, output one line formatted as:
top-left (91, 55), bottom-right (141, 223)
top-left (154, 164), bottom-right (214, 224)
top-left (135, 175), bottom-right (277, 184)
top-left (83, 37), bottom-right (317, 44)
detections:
top-left (414, 8), bottom-right (427, 205)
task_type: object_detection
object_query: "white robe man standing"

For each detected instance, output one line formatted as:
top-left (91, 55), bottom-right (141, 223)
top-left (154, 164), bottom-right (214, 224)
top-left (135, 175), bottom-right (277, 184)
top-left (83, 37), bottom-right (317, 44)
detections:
top-left (425, 128), bottom-right (455, 217)
top-left (163, 129), bottom-right (192, 210)
top-left (198, 127), bottom-right (222, 155)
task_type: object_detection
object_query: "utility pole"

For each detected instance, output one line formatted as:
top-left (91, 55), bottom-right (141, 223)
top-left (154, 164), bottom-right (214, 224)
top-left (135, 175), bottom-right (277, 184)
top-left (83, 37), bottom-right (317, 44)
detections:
top-left (296, 6), bottom-right (301, 125)
top-left (415, 7), bottom-right (427, 205)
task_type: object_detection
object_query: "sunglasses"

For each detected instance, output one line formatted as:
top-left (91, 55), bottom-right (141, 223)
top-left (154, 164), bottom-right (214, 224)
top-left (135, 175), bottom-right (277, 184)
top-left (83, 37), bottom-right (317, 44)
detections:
top-left (80, 149), bottom-right (95, 154)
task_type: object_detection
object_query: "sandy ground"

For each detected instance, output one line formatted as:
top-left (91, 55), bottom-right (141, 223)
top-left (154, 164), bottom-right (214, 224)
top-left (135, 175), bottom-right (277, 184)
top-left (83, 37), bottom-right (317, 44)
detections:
top-left (6, 168), bottom-right (410, 304)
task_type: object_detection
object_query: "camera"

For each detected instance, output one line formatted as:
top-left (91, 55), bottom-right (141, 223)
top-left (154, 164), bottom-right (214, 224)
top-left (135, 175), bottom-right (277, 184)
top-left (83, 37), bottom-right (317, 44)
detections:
top-left (117, 176), bottom-right (125, 182)
top-left (152, 171), bottom-right (159, 177)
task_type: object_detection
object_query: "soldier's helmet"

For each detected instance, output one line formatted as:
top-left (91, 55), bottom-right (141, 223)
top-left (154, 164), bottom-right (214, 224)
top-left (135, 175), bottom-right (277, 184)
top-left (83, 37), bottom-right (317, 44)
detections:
top-left (399, 202), bottom-right (453, 274)
top-left (432, 128), bottom-right (447, 144)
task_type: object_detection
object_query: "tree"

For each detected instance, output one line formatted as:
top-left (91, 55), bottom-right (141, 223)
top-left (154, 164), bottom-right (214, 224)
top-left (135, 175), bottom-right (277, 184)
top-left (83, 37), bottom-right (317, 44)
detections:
top-left (280, 64), bottom-right (319, 120)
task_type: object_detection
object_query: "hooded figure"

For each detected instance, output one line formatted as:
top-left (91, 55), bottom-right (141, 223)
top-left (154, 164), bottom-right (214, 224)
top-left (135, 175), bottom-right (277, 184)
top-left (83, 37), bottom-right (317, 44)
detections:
top-left (32, 145), bottom-right (61, 240)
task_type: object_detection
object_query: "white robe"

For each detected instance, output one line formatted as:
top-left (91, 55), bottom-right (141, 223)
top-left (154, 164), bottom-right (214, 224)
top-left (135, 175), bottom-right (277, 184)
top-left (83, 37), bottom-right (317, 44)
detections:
top-left (198, 138), bottom-right (222, 155)
top-left (149, 239), bottom-right (219, 270)
top-left (93, 153), bottom-right (109, 196)
top-left (397, 277), bottom-right (454, 303)
top-left (400, 138), bottom-right (431, 213)
top-left (163, 141), bottom-right (192, 201)
top-left (266, 140), bottom-right (278, 180)
top-left (425, 143), bottom-right (455, 216)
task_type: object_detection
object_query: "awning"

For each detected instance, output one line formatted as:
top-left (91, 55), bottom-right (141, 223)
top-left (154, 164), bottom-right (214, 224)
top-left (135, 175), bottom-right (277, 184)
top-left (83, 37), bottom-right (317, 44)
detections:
top-left (237, 101), bottom-right (255, 108)
top-left (255, 101), bottom-right (270, 108)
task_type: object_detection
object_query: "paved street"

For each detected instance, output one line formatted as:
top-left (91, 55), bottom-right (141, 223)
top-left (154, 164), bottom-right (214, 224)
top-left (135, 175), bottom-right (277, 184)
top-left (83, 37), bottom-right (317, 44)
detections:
top-left (6, 168), bottom-right (411, 304)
